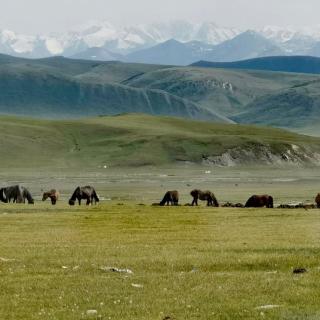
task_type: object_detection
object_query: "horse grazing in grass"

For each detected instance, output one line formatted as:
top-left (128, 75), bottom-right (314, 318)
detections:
top-left (245, 195), bottom-right (274, 208)
top-left (315, 194), bottom-right (320, 208)
top-left (190, 189), bottom-right (219, 207)
top-left (0, 185), bottom-right (34, 204)
top-left (69, 186), bottom-right (99, 206)
top-left (159, 191), bottom-right (179, 206)
top-left (42, 189), bottom-right (60, 205)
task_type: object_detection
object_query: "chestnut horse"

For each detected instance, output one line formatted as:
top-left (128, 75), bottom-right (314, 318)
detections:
top-left (42, 189), bottom-right (60, 205)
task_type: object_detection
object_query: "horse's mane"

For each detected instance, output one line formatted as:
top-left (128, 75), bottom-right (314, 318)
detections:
top-left (70, 187), bottom-right (81, 201)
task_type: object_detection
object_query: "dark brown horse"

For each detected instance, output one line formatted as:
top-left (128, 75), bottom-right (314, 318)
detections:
top-left (315, 193), bottom-right (320, 208)
top-left (245, 195), bottom-right (274, 208)
top-left (190, 189), bottom-right (219, 207)
top-left (159, 191), bottom-right (179, 206)
top-left (69, 186), bottom-right (99, 206)
top-left (0, 185), bottom-right (34, 204)
top-left (42, 189), bottom-right (60, 205)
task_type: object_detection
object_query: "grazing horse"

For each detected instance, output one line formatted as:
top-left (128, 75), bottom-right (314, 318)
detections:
top-left (190, 189), bottom-right (219, 207)
top-left (0, 185), bottom-right (34, 204)
top-left (245, 195), bottom-right (274, 208)
top-left (159, 191), bottom-right (179, 206)
top-left (69, 186), bottom-right (99, 206)
top-left (42, 189), bottom-right (60, 205)
top-left (315, 194), bottom-right (320, 208)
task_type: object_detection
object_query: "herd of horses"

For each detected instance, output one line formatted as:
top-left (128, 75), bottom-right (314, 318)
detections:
top-left (0, 185), bottom-right (99, 206)
top-left (0, 184), bottom-right (320, 208)
top-left (157, 190), bottom-right (275, 208)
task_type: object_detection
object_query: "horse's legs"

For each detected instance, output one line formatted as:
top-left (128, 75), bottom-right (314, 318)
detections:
top-left (78, 197), bottom-right (81, 205)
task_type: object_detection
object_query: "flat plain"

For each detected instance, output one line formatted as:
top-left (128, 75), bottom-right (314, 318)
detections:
top-left (0, 166), bottom-right (320, 320)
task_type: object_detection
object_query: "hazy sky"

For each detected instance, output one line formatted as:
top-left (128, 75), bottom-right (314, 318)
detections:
top-left (0, 0), bottom-right (319, 34)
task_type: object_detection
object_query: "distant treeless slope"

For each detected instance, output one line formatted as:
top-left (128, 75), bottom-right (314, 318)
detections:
top-left (192, 56), bottom-right (320, 74)
top-left (0, 114), bottom-right (320, 168)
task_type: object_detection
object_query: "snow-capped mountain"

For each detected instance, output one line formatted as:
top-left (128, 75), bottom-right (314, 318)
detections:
top-left (3, 21), bottom-right (320, 62)
top-left (0, 21), bottom-right (241, 58)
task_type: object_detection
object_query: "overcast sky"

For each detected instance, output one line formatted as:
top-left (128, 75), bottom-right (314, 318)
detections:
top-left (0, 0), bottom-right (319, 34)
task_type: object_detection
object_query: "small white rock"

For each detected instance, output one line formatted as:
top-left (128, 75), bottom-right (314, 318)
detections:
top-left (86, 310), bottom-right (98, 316)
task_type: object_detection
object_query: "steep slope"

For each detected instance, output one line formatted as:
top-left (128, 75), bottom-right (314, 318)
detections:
top-left (232, 80), bottom-right (320, 131)
top-left (123, 66), bottom-right (318, 116)
top-left (0, 114), bottom-right (320, 168)
top-left (203, 31), bottom-right (284, 62)
top-left (192, 56), bottom-right (320, 74)
top-left (70, 47), bottom-right (124, 61)
top-left (126, 39), bottom-right (214, 66)
top-left (0, 64), bottom-right (226, 121)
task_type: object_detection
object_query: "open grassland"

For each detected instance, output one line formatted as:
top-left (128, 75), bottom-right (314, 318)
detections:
top-left (0, 114), bottom-right (320, 168)
top-left (0, 203), bottom-right (320, 319)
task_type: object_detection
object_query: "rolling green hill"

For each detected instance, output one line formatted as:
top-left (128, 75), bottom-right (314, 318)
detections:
top-left (0, 58), bottom-right (226, 121)
top-left (123, 66), bottom-right (319, 116)
top-left (192, 56), bottom-right (320, 75)
top-left (1, 54), bottom-right (320, 133)
top-left (1, 114), bottom-right (320, 168)
top-left (232, 79), bottom-right (320, 132)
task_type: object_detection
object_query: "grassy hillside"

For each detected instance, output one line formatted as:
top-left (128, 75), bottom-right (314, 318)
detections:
top-left (232, 79), bottom-right (320, 131)
top-left (0, 62), bottom-right (225, 121)
top-left (124, 66), bottom-right (319, 116)
top-left (1, 114), bottom-right (320, 168)
top-left (1, 54), bottom-right (320, 133)
top-left (192, 56), bottom-right (320, 75)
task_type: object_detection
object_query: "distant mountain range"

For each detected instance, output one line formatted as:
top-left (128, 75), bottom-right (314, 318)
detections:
top-left (4, 21), bottom-right (320, 65)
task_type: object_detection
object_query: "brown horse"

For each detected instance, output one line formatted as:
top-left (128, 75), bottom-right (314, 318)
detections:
top-left (159, 191), bottom-right (179, 206)
top-left (245, 195), bottom-right (274, 208)
top-left (42, 189), bottom-right (60, 205)
top-left (190, 189), bottom-right (219, 207)
top-left (315, 194), bottom-right (320, 208)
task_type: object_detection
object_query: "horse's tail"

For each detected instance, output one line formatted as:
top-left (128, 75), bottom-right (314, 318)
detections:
top-left (0, 188), bottom-right (7, 203)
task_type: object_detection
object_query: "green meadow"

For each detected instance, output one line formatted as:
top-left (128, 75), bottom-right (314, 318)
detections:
top-left (0, 203), bottom-right (320, 320)
top-left (0, 114), bottom-right (319, 319)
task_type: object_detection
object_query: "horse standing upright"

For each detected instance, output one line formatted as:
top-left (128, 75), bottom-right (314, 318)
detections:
top-left (69, 186), bottom-right (99, 206)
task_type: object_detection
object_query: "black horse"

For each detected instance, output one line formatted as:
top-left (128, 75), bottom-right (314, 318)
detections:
top-left (0, 185), bottom-right (34, 204)
top-left (245, 195), bottom-right (274, 208)
top-left (69, 186), bottom-right (99, 206)
top-left (159, 191), bottom-right (179, 206)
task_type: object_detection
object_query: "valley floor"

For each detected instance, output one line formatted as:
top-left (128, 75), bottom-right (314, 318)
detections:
top-left (0, 203), bottom-right (320, 319)
top-left (0, 166), bottom-right (320, 319)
